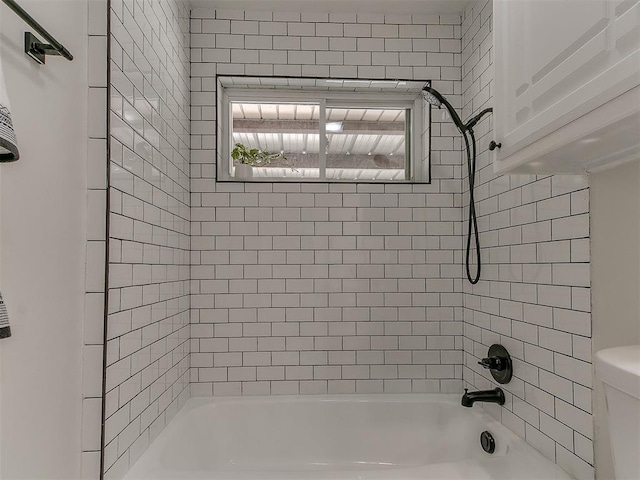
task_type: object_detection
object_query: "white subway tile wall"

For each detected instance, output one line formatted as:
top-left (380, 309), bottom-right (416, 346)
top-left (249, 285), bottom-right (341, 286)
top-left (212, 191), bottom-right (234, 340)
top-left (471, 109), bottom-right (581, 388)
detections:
top-left (460, 1), bottom-right (593, 479)
top-left (104, 0), bottom-right (191, 477)
top-left (189, 9), bottom-right (465, 398)
top-left (99, 2), bottom-right (597, 479)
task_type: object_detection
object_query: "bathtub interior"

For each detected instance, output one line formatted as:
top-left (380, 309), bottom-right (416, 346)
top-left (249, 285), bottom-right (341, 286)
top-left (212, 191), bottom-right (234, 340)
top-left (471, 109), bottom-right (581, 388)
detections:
top-left (159, 395), bottom-right (506, 471)
top-left (124, 395), bottom-right (573, 480)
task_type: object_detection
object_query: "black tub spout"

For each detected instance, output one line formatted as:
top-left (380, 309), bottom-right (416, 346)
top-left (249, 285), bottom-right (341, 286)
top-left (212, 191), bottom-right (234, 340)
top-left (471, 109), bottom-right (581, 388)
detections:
top-left (461, 387), bottom-right (505, 408)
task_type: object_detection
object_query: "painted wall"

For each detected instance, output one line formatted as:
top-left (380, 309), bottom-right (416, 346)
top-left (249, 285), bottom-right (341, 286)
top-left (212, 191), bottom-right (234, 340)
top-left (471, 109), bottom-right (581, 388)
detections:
top-left (189, 8), bottom-right (466, 396)
top-left (0, 0), bottom-right (88, 478)
top-left (103, 0), bottom-right (191, 477)
top-left (590, 158), bottom-right (640, 480)
top-left (461, 1), bottom-right (594, 479)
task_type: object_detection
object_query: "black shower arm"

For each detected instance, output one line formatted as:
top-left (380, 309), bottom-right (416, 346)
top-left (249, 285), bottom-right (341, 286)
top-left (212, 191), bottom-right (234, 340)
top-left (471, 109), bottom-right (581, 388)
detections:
top-left (464, 108), bottom-right (493, 132)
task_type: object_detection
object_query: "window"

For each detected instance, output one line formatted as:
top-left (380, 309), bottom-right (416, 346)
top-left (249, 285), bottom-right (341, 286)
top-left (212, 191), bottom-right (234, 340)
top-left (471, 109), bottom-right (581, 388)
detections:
top-left (217, 77), bottom-right (431, 183)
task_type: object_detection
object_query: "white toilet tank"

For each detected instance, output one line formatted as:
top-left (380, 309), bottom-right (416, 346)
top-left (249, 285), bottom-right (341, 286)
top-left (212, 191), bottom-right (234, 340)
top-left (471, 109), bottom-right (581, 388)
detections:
top-left (595, 345), bottom-right (640, 479)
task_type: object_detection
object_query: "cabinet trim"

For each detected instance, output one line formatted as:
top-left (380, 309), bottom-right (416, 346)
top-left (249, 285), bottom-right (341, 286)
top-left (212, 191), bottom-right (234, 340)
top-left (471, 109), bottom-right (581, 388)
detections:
top-left (493, 85), bottom-right (640, 175)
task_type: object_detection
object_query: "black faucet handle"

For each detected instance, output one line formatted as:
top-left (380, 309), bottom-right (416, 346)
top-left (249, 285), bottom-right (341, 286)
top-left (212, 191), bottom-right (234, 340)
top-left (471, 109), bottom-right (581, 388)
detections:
top-left (478, 356), bottom-right (505, 371)
top-left (482, 344), bottom-right (513, 384)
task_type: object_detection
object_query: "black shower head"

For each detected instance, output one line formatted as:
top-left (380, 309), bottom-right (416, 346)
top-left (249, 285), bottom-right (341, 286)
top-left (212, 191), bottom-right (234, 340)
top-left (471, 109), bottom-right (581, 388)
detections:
top-left (422, 85), bottom-right (493, 134)
top-left (422, 89), bottom-right (442, 108)
top-left (422, 86), bottom-right (495, 286)
top-left (422, 85), bottom-right (465, 132)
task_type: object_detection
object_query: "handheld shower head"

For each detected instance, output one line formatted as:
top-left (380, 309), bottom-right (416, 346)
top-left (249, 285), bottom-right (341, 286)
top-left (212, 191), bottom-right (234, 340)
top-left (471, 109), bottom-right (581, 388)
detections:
top-left (422, 90), bottom-right (442, 108)
top-left (421, 85), bottom-right (465, 132)
top-left (422, 85), bottom-right (493, 134)
top-left (421, 84), bottom-right (495, 286)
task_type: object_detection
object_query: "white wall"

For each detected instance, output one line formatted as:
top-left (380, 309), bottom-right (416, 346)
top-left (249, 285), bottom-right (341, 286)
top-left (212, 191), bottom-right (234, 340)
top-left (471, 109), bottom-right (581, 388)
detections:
top-left (0, 1), bottom-right (88, 478)
top-left (591, 158), bottom-right (640, 480)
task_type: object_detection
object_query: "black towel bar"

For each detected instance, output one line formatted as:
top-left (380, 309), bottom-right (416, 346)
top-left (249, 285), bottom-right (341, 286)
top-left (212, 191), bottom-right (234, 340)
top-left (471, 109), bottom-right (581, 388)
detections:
top-left (1, 0), bottom-right (73, 63)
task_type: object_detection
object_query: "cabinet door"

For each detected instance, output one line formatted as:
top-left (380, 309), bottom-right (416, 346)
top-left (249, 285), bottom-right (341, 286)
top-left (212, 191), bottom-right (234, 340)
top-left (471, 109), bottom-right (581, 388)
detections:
top-left (494, 0), bottom-right (640, 167)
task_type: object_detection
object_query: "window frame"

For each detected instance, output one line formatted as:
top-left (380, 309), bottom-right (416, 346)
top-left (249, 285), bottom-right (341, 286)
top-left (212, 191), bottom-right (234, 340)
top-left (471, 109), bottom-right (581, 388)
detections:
top-left (217, 83), bottom-right (430, 184)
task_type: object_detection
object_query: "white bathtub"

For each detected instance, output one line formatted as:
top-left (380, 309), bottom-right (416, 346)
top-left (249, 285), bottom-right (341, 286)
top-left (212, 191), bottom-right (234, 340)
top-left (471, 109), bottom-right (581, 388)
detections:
top-left (124, 394), bottom-right (571, 480)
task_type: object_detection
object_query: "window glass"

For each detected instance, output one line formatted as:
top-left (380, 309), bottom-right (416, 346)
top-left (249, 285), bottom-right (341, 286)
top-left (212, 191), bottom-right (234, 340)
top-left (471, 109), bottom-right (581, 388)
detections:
top-left (325, 107), bottom-right (408, 181)
top-left (232, 102), bottom-right (320, 179)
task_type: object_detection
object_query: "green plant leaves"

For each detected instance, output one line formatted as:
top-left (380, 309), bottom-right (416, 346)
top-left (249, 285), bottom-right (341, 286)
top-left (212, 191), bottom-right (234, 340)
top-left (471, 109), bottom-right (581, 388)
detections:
top-left (231, 142), bottom-right (289, 168)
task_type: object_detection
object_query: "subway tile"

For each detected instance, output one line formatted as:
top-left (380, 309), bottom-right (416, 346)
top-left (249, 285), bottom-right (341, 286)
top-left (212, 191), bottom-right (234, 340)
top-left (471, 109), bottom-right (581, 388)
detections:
top-left (104, 5), bottom-right (592, 479)
top-left (556, 444), bottom-right (595, 480)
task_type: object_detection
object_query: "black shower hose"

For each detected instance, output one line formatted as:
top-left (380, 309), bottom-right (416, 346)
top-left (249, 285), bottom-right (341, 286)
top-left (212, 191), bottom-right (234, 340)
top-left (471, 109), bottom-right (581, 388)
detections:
top-left (463, 129), bottom-right (481, 284)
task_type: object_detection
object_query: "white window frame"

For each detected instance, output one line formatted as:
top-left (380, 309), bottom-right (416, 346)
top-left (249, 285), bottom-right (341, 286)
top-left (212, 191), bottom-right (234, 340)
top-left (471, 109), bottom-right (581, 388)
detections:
top-left (218, 87), bottom-right (429, 183)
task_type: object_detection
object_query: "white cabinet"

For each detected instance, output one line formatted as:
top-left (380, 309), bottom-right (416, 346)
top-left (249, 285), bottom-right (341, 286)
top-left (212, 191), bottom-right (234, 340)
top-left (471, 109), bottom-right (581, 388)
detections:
top-left (493, 0), bottom-right (640, 174)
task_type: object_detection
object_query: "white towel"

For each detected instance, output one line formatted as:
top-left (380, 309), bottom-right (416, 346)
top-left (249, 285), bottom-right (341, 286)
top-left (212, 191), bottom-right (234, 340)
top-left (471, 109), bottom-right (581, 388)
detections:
top-left (0, 5), bottom-right (20, 162)
top-left (0, 292), bottom-right (10, 339)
